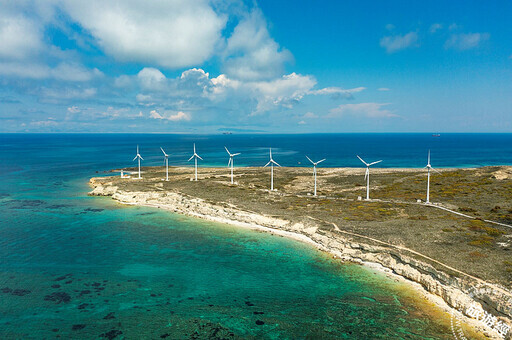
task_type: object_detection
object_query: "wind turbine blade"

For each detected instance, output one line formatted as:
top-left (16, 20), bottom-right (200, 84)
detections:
top-left (317, 159), bottom-right (326, 164)
top-left (140, 156), bottom-right (144, 160)
top-left (369, 160), bottom-right (382, 166)
top-left (160, 147), bottom-right (167, 156)
top-left (269, 148), bottom-right (272, 159)
top-left (273, 160), bottom-right (281, 167)
top-left (264, 161), bottom-right (271, 168)
top-left (188, 155), bottom-right (194, 162)
top-left (137, 145), bottom-right (139, 154)
top-left (305, 156), bottom-right (314, 165)
top-left (197, 155), bottom-right (203, 161)
top-left (433, 168), bottom-right (441, 174)
top-left (228, 158), bottom-right (232, 167)
top-left (193, 144), bottom-right (196, 153)
top-left (133, 156), bottom-right (137, 161)
top-left (232, 153), bottom-right (241, 156)
top-left (364, 168), bottom-right (369, 180)
top-left (357, 155), bottom-right (368, 166)
top-left (225, 146), bottom-right (231, 155)
top-left (428, 150), bottom-right (431, 165)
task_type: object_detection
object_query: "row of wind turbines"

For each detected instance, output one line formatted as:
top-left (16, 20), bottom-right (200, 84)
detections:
top-left (129, 145), bottom-right (440, 203)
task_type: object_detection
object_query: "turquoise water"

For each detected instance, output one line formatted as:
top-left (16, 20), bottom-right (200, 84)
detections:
top-left (0, 133), bottom-right (496, 338)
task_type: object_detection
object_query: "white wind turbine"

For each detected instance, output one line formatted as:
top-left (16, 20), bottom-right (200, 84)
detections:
top-left (357, 155), bottom-right (382, 200)
top-left (188, 143), bottom-right (203, 181)
top-left (425, 150), bottom-right (440, 204)
top-left (306, 156), bottom-right (326, 196)
top-left (225, 146), bottom-right (241, 184)
top-left (264, 148), bottom-right (281, 191)
top-left (160, 147), bottom-right (169, 181)
top-left (133, 145), bottom-right (143, 179)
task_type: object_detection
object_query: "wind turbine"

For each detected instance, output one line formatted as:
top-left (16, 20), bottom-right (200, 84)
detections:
top-left (188, 143), bottom-right (203, 181)
top-left (225, 146), bottom-right (241, 184)
top-left (264, 148), bottom-right (281, 191)
top-left (160, 147), bottom-right (169, 181)
top-left (133, 145), bottom-right (143, 179)
top-left (306, 156), bottom-right (326, 196)
top-left (425, 150), bottom-right (440, 204)
top-left (357, 155), bottom-right (382, 200)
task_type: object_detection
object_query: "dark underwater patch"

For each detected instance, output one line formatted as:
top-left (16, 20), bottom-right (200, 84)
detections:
top-left (3, 199), bottom-right (45, 209)
top-left (100, 329), bottom-right (123, 339)
top-left (44, 292), bottom-right (71, 304)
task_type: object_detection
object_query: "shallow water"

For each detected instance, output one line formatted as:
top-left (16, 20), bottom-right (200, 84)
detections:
top-left (0, 133), bottom-right (497, 338)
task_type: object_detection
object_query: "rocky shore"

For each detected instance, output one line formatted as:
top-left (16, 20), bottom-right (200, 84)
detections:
top-left (89, 166), bottom-right (512, 339)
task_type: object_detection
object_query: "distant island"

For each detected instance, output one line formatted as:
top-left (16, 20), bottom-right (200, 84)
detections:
top-left (90, 165), bottom-right (512, 338)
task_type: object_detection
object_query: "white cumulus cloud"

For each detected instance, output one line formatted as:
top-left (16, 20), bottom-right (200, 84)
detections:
top-left (149, 110), bottom-right (191, 121)
top-left (61, 0), bottom-right (226, 68)
top-left (380, 32), bottom-right (419, 53)
top-left (445, 33), bottom-right (489, 50)
top-left (0, 14), bottom-right (43, 60)
top-left (223, 8), bottom-right (292, 80)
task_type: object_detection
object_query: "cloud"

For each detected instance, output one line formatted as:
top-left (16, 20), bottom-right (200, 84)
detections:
top-left (61, 0), bottom-right (226, 69)
top-left (429, 23), bottom-right (443, 34)
top-left (448, 23), bottom-right (459, 31)
top-left (0, 14), bottom-right (43, 60)
top-left (137, 67), bottom-right (166, 90)
top-left (67, 106), bottom-right (80, 113)
top-left (329, 103), bottom-right (398, 118)
top-left (41, 87), bottom-right (97, 101)
top-left (249, 72), bottom-right (316, 113)
top-left (298, 120), bottom-right (306, 125)
top-left (309, 86), bottom-right (366, 99)
top-left (378, 88), bottom-right (390, 91)
top-left (445, 33), bottom-right (489, 50)
top-left (303, 112), bottom-right (318, 118)
top-left (0, 61), bottom-right (101, 81)
top-left (223, 8), bottom-right (292, 80)
top-left (380, 32), bottom-right (419, 53)
top-left (149, 110), bottom-right (191, 121)
top-left (51, 63), bottom-right (102, 82)
top-left (30, 120), bottom-right (58, 127)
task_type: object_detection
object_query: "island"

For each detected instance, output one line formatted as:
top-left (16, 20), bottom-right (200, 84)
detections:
top-left (90, 165), bottom-right (512, 338)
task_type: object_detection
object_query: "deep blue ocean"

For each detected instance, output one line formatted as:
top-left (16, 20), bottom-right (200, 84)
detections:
top-left (1, 133), bottom-right (509, 339)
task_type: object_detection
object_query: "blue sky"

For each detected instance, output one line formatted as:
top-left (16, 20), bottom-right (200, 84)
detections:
top-left (1, 0), bottom-right (511, 133)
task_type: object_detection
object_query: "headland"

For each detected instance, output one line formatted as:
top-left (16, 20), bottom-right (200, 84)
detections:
top-left (89, 165), bottom-right (512, 338)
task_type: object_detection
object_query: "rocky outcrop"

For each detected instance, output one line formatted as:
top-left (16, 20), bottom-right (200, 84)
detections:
top-left (89, 178), bottom-right (511, 339)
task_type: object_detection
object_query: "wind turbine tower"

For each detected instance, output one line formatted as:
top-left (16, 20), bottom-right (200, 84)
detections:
top-left (357, 155), bottom-right (382, 200)
top-left (425, 150), bottom-right (440, 204)
top-left (306, 156), bottom-right (326, 196)
top-left (133, 145), bottom-right (144, 179)
top-left (264, 148), bottom-right (281, 191)
top-left (160, 147), bottom-right (169, 181)
top-left (188, 143), bottom-right (203, 181)
top-left (225, 146), bottom-right (241, 184)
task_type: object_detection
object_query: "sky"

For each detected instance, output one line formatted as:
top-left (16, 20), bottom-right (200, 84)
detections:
top-left (0, 0), bottom-right (511, 133)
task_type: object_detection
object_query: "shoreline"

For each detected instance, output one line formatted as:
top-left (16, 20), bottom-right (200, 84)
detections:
top-left (109, 198), bottom-right (500, 338)
top-left (88, 167), bottom-right (512, 339)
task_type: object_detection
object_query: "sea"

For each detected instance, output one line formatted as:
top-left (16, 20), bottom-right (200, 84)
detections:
top-left (1, 133), bottom-right (510, 339)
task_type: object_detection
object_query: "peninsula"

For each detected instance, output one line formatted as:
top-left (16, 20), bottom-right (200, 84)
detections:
top-left (90, 165), bottom-right (512, 338)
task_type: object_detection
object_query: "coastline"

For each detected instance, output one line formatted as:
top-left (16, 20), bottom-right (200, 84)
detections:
top-left (89, 171), bottom-right (512, 339)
